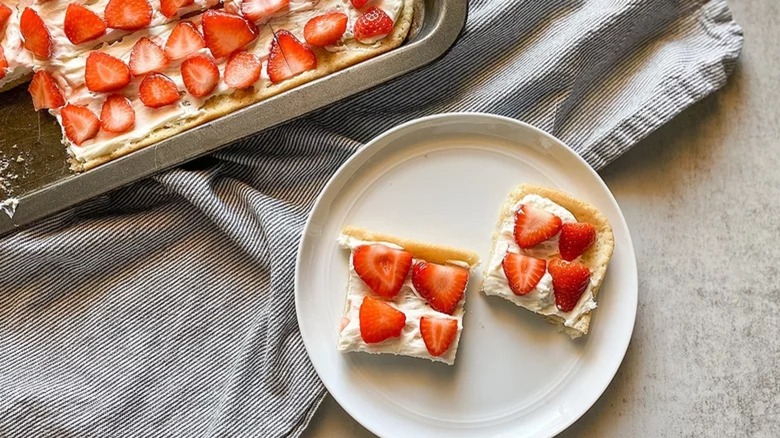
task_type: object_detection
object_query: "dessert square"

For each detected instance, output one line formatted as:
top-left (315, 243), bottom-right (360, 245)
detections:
top-left (482, 184), bottom-right (614, 338)
top-left (337, 226), bottom-right (480, 365)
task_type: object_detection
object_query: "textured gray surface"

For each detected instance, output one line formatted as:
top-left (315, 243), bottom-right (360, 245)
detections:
top-left (302, 1), bottom-right (780, 436)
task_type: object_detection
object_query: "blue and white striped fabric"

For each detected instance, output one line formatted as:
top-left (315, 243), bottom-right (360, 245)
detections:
top-left (0, 1), bottom-right (742, 436)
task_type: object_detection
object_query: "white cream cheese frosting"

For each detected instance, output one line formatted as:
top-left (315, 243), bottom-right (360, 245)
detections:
top-left (336, 234), bottom-right (467, 365)
top-left (482, 194), bottom-right (598, 334)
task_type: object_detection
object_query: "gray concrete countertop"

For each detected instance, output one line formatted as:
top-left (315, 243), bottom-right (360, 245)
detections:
top-left (302, 2), bottom-right (779, 436)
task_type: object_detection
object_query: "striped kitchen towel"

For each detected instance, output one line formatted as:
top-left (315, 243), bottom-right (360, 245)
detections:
top-left (0, 1), bottom-right (742, 437)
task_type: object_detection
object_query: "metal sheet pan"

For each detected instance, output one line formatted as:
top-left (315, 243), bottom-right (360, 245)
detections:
top-left (0, 0), bottom-right (467, 236)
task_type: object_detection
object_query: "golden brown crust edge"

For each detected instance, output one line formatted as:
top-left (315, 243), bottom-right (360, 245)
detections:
top-left (72, 0), bottom-right (415, 171)
top-left (341, 226), bottom-right (481, 267)
top-left (487, 183), bottom-right (615, 338)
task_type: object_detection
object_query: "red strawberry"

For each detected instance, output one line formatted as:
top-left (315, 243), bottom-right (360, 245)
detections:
top-left (411, 261), bottom-right (469, 315)
top-left (513, 204), bottom-right (562, 248)
top-left (181, 54), bottom-right (219, 97)
top-left (164, 21), bottom-right (204, 61)
top-left (104, 0), bottom-right (152, 31)
top-left (351, 0), bottom-right (369, 8)
top-left (0, 47), bottom-right (7, 80)
top-left (548, 259), bottom-right (591, 312)
top-left (20, 8), bottom-right (52, 59)
top-left (0, 3), bottom-right (12, 31)
top-left (558, 222), bottom-right (596, 261)
top-left (224, 50), bottom-right (261, 89)
top-left (60, 104), bottom-right (100, 145)
top-left (28, 70), bottom-right (65, 110)
top-left (63, 3), bottom-right (106, 45)
top-left (201, 10), bottom-right (257, 59)
top-left (419, 317), bottom-right (458, 357)
top-left (359, 296), bottom-right (406, 344)
top-left (129, 37), bottom-right (169, 76)
top-left (85, 51), bottom-right (131, 92)
top-left (502, 252), bottom-right (546, 296)
top-left (160, 0), bottom-right (194, 18)
top-left (303, 12), bottom-right (347, 47)
top-left (266, 29), bottom-right (316, 84)
top-left (352, 244), bottom-right (413, 299)
top-left (240, 0), bottom-right (288, 22)
top-left (353, 6), bottom-right (393, 44)
top-left (99, 94), bottom-right (135, 133)
top-left (138, 72), bottom-right (180, 108)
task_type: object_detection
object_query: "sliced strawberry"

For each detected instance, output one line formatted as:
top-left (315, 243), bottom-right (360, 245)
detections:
top-left (60, 104), bottom-right (100, 145)
top-left (359, 296), bottom-right (406, 344)
top-left (181, 54), bottom-right (219, 97)
top-left (240, 0), bottom-right (288, 23)
top-left (411, 261), bottom-right (469, 315)
top-left (138, 72), bottom-right (180, 108)
top-left (0, 47), bottom-right (7, 80)
top-left (223, 50), bottom-right (261, 89)
top-left (28, 70), bottom-right (65, 110)
top-left (419, 317), bottom-right (458, 357)
top-left (352, 244), bottom-right (413, 299)
top-left (201, 10), bottom-right (257, 59)
top-left (351, 0), bottom-right (369, 8)
top-left (164, 21), bottom-right (204, 61)
top-left (502, 252), bottom-right (546, 296)
top-left (304, 12), bottom-right (347, 47)
top-left (20, 8), bottom-right (52, 59)
top-left (266, 29), bottom-right (316, 84)
top-left (0, 3), bottom-right (14, 31)
top-left (100, 94), bottom-right (135, 133)
top-left (548, 259), bottom-right (591, 312)
top-left (104, 0), bottom-right (152, 31)
top-left (513, 204), bottom-right (562, 248)
top-left (63, 3), bottom-right (106, 45)
top-left (85, 51), bottom-right (131, 92)
top-left (559, 222), bottom-right (596, 261)
top-left (160, 0), bottom-right (194, 18)
top-left (353, 6), bottom-right (394, 44)
top-left (129, 37), bottom-right (169, 76)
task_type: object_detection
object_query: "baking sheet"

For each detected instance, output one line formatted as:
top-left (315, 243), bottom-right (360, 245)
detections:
top-left (0, 0), bottom-right (467, 236)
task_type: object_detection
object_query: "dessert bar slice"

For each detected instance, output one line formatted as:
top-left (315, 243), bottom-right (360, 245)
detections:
top-left (481, 184), bottom-right (614, 338)
top-left (337, 226), bottom-right (480, 365)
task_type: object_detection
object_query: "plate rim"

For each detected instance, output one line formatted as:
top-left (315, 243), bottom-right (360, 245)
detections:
top-left (294, 112), bottom-right (638, 437)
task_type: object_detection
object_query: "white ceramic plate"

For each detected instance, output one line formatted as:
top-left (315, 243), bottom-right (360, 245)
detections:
top-left (295, 113), bottom-right (637, 437)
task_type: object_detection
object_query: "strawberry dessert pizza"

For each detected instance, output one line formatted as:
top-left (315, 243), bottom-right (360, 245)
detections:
top-left (482, 184), bottom-right (615, 338)
top-left (337, 226), bottom-right (480, 365)
top-left (0, 0), bottom-right (413, 170)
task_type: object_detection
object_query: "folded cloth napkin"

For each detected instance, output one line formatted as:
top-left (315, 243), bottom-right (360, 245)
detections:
top-left (0, 1), bottom-right (742, 436)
